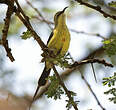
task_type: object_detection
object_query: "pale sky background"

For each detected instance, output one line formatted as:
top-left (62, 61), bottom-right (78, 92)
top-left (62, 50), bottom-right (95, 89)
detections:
top-left (0, 0), bottom-right (116, 110)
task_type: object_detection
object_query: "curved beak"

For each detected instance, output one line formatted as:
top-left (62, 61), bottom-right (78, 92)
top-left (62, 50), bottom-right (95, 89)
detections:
top-left (62, 6), bottom-right (68, 13)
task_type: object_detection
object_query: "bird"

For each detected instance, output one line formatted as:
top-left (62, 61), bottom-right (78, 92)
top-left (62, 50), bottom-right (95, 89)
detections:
top-left (32, 6), bottom-right (70, 102)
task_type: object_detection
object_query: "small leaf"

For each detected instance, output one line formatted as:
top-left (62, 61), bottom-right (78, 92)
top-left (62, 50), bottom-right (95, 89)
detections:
top-left (45, 74), bottom-right (64, 100)
top-left (108, 1), bottom-right (116, 8)
top-left (102, 39), bottom-right (112, 44)
top-left (103, 73), bottom-right (116, 104)
top-left (108, 83), bottom-right (111, 87)
top-left (102, 35), bottom-right (116, 56)
top-left (20, 30), bottom-right (32, 40)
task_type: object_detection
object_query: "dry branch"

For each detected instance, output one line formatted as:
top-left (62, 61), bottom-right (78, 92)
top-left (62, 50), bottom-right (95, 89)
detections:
top-left (53, 66), bottom-right (78, 110)
top-left (75, 0), bottom-right (116, 20)
top-left (70, 58), bottom-right (113, 68)
top-left (1, 0), bottom-right (15, 62)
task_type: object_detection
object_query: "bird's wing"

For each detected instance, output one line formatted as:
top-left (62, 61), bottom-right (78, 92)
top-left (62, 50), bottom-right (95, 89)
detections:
top-left (47, 31), bottom-right (54, 45)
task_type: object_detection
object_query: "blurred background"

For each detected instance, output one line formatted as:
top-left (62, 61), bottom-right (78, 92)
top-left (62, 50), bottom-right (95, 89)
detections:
top-left (0, 0), bottom-right (116, 110)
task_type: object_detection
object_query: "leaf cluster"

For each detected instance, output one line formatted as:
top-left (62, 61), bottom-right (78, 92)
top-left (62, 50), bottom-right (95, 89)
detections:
top-left (20, 30), bottom-right (32, 39)
top-left (103, 72), bottom-right (116, 87)
top-left (42, 52), bottom-right (72, 69)
top-left (45, 74), bottom-right (78, 110)
top-left (108, 1), bottom-right (116, 8)
top-left (45, 74), bottom-right (64, 100)
top-left (103, 73), bottom-right (116, 104)
top-left (66, 91), bottom-right (79, 110)
top-left (104, 88), bottom-right (116, 103)
top-left (103, 35), bottom-right (116, 57)
top-left (55, 53), bottom-right (72, 69)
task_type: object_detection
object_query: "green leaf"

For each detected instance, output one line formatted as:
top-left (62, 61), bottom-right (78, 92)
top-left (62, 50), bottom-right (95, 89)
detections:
top-left (102, 72), bottom-right (116, 87)
top-left (103, 35), bottom-right (116, 57)
top-left (45, 52), bottom-right (71, 69)
top-left (103, 73), bottom-right (116, 104)
top-left (66, 98), bottom-right (79, 110)
top-left (104, 88), bottom-right (116, 104)
top-left (108, 1), bottom-right (116, 8)
top-left (65, 91), bottom-right (78, 110)
top-left (102, 39), bottom-right (113, 44)
top-left (20, 30), bottom-right (32, 40)
top-left (45, 74), bottom-right (64, 100)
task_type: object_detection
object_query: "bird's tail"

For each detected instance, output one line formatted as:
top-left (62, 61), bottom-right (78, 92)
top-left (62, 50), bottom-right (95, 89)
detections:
top-left (32, 66), bottom-right (51, 101)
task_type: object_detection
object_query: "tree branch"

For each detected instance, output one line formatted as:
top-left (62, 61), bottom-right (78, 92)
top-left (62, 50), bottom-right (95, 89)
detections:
top-left (53, 66), bottom-right (78, 110)
top-left (75, 0), bottom-right (116, 20)
top-left (0, 0), bottom-right (9, 5)
top-left (14, 0), bottom-right (47, 50)
top-left (70, 58), bottom-right (113, 68)
top-left (70, 29), bottom-right (107, 40)
top-left (78, 69), bottom-right (106, 110)
top-left (1, 0), bottom-right (15, 62)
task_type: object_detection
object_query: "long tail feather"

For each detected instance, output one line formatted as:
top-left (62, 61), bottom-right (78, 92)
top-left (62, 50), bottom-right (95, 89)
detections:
top-left (29, 66), bottom-right (51, 110)
top-left (33, 66), bottom-right (51, 101)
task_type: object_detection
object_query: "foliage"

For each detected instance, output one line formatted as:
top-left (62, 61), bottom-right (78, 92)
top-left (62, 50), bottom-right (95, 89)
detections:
top-left (45, 74), bottom-right (64, 100)
top-left (44, 52), bottom-right (72, 69)
top-left (108, 1), bottom-right (116, 8)
top-left (66, 91), bottom-right (79, 110)
top-left (55, 53), bottom-right (72, 68)
top-left (45, 74), bottom-right (79, 110)
top-left (103, 72), bottom-right (116, 87)
top-left (104, 88), bottom-right (116, 104)
top-left (103, 35), bottom-right (116, 57)
top-left (103, 73), bottom-right (116, 104)
top-left (20, 30), bottom-right (32, 39)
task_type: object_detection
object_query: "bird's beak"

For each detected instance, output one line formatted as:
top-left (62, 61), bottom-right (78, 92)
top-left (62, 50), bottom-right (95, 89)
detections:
top-left (62, 6), bottom-right (68, 13)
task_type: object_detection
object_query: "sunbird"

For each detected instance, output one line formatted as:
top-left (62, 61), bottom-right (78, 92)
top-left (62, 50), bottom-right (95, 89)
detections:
top-left (33, 7), bottom-right (70, 101)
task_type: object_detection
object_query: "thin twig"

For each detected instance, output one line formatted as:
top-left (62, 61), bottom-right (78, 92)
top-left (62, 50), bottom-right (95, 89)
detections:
top-left (0, 0), bottom-right (9, 4)
top-left (70, 29), bottom-right (106, 40)
top-left (15, 0), bottom-right (29, 20)
top-left (1, 0), bottom-right (15, 62)
top-left (70, 58), bottom-right (113, 68)
top-left (53, 66), bottom-right (78, 110)
top-left (75, 0), bottom-right (116, 20)
top-left (78, 69), bottom-right (106, 110)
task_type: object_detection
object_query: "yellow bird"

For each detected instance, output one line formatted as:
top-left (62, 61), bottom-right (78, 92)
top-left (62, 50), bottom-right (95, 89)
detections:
top-left (33, 7), bottom-right (70, 101)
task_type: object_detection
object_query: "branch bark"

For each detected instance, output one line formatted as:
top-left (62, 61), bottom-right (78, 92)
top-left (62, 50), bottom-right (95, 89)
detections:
top-left (1, 0), bottom-right (15, 62)
top-left (78, 69), bottom-right (106, 110)
top-left (14, 0), bottom-right (47, 50)
top-left (53, 66), bottom-right (78, 110)
top-left (75, 0), bottom-right (116, 20)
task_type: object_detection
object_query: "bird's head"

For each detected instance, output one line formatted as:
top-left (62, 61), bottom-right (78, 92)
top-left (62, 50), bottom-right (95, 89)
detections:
top-left (54, 7), bottom-right (68, 27)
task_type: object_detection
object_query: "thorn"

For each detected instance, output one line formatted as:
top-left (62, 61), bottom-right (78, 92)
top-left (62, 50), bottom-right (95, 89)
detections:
top-left (91, 63), bottom-right (97, 83)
